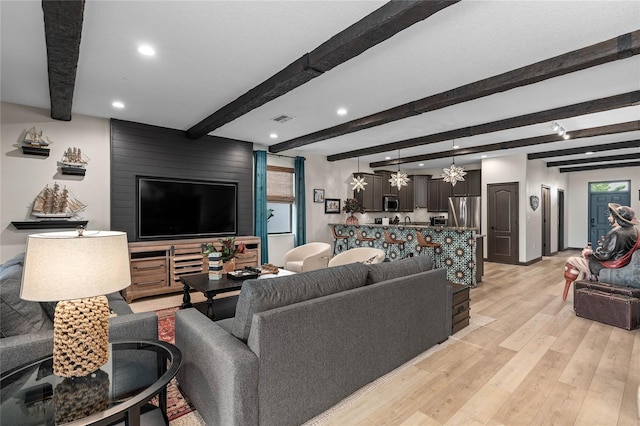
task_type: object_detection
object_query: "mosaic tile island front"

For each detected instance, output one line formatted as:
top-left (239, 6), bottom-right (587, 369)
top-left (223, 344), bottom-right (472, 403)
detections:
top-left (329, 223), bottom-right (481, 287)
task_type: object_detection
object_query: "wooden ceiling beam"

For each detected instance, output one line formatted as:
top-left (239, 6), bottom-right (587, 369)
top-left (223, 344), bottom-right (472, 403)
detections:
top-left (369, 122), bottom-right (640, 168)
top-left (545, 152), bottom-right (640, 167)
top-left (272, 30), bottom-right (640, 153)
top-left (528, 139), bottom-right (640, 160)
top-left (186, 0), bottom-right (459, 139)
top-left (349, 91), bottom-right (640, 165)
top-left (42, 0), bottom-right (85, 121)
top-left (559, 161), bottom-right (640, 173)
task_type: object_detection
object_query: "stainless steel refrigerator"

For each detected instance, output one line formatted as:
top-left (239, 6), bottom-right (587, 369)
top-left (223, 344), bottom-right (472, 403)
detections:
top-left (448, 196), bottom-right (481, 228)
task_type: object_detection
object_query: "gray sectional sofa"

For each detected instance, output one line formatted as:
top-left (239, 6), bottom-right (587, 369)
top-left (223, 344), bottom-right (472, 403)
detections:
top-left (176, 255), bottom-right (452, 426)
top-left (0, 254), bottom-right (159, 374)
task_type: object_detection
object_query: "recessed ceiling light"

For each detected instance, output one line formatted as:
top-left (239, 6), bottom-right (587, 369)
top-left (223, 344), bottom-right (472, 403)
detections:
top-left (112, 101), bottom-right (125, 109)
top-left (453, 145), bottom-right (460, 150)
top-left (385, 156), bottom-right (391, 160)
top-left (418, 163), bottom-right (424, 167)
top-left (481, 155), bottom-right (487, 158)
top-left (337, 108), bottom-right (347, 116)
top-left (269, 133), bottom-right (278, 139)
top-left (138, 45), bottom-right (156, 56)
top-left (585, 151), bottom-right (594, 155)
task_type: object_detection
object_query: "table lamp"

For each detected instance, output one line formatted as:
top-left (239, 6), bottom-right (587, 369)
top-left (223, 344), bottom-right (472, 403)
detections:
top-left (20, 230), bottom-right (131, 378)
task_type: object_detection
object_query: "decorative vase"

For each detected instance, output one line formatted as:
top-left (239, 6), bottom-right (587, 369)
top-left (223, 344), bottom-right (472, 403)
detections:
top-left (222, 258), bottom-right (236, 274)
top-left (345, 214), bottom-right (359, 225)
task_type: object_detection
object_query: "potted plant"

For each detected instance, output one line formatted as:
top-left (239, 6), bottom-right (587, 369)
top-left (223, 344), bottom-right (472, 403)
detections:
top-left (203, 237), bottom-right (247, 273)
top-left (342, 198), bottom-right (364, 225)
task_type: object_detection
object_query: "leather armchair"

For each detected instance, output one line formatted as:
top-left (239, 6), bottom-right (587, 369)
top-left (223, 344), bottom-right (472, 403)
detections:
top-left (283, 242), bottom-right (331, 272)
top-left (328, 247), bottom-right (385, 267)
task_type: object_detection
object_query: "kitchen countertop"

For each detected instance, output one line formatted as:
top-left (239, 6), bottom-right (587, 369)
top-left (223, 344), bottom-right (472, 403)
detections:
top-left (329, 223), bottom-right (480, 231)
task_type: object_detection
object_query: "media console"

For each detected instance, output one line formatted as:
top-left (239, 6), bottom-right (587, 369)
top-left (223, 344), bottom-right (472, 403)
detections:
top-left (125, 236), bottom-right (261, 303)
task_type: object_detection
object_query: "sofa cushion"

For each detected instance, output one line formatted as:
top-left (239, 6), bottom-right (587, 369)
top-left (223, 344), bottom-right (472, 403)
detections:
top-left (365, 256), bottom-right (429, 285)
top-left (0, 254), bottom-right (54, 338)
top-left (232, 262), bottom-right (369, 341)
top-left (406, 254), bottom-right (434, 272)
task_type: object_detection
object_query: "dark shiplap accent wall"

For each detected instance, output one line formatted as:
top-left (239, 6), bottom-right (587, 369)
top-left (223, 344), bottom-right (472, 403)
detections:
top-left (110, 119), bottom-right (254, 241)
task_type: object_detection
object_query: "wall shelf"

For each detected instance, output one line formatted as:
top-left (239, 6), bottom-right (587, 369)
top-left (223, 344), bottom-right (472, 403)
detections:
top-left (11, 220), bottom-right (89, 230)
top-left (61, 166), bottom-right (86, 176)
top-left (21, 146), bottom-right (50, 157)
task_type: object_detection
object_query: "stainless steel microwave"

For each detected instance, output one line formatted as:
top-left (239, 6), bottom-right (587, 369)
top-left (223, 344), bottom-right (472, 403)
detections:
top-left (383, 196), bottom-right (399, 211)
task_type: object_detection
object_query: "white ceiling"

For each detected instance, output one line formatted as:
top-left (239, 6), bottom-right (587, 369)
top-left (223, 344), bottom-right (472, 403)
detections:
top-left (2, 1), bottom-right (639, 172)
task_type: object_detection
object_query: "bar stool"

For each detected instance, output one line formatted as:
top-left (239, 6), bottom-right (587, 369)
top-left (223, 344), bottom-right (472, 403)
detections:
top-left (384, 230), bottom-right (405, 259)
top-left (416, 232), bottom-right (442, 268)
top-left (356, 229), bottom-right (376, 247)
top-left (331, 226), bottom-right (349, 255)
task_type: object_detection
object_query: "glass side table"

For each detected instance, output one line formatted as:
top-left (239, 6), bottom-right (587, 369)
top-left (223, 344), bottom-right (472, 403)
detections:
top-left (1, 340), bottom-right (181, 426)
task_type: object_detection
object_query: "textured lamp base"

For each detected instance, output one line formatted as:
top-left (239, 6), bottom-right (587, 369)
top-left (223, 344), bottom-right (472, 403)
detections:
top-left (53, 296), bottom-right (110, 378)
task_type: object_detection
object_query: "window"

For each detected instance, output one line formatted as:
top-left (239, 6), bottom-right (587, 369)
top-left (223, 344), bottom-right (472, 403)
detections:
top-left (589, 181), bottom-right (630, 192)
top-left (267, 166), bottom-right (294, 234)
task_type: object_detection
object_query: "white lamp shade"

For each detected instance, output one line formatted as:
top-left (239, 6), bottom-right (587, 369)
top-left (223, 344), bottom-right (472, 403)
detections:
top-left (21, 230), bottom-right (131, 301)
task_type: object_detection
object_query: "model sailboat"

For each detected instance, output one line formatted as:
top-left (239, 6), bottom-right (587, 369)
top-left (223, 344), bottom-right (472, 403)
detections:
top-left (23, 127), bottom-right (50, 148)
top-left (61, 147), bottom-right (90, 169)
top-left (31, 183), bottom-right (87, 218)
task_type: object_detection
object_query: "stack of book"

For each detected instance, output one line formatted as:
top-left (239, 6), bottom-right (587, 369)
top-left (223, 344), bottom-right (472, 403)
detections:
top-left (208, 252), bottom-right (223, 280)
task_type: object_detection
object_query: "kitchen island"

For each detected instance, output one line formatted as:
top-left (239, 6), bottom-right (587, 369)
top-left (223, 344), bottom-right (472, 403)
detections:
top-left (330, 223), bottom-right (482, 287)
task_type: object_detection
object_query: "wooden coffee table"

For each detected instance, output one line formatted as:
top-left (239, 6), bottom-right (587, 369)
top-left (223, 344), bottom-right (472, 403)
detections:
top-left (180, 270), bottom-right (294, 320)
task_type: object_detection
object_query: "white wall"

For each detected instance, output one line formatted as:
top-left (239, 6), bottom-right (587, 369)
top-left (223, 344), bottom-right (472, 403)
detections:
top-left (566, 167), bottom-right (640, 248)
top-left (1, 103), bottom-right (110, 263)
top-left (523, 159), bottom-right (568, 260)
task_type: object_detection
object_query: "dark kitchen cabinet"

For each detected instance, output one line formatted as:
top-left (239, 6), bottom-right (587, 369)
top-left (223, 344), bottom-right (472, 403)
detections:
top-left (413, 175), bottom-right (430, 208)
top-left (377, 170), bottom-right (399, 196)
top-left (398, 178), bottom-right (414, 212)
top-left (427, 178), bottom-right (452, 212)
top-left (452, 169), bottom-right (481, 196)
top-left (467, 169), bottom-right (481, 196)
top-left (353, 173), bottom-right (383, 212)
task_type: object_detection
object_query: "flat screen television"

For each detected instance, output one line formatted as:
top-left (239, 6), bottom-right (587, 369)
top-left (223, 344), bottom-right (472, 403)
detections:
top-left (137, 176), bottom-right (237, 240)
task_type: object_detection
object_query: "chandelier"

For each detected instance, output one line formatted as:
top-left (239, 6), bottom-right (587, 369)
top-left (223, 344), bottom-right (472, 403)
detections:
top-left (350, 157), bottom-right (368, 192)
top-left (389, 150), bottom-right (409, 190)
top-left (441, 140), bottom-right (466, 186)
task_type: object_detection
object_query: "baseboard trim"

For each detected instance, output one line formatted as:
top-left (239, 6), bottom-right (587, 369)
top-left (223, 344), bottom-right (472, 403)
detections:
top-left (520, 257), bottom-right (542, 266)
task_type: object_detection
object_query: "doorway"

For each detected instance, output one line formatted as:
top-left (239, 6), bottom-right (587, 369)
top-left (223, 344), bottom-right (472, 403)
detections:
top-left (541, 186), bottom-right (551, 256)
top-left (487, 182), bottom-right (519, 264)
top-left (588, 180), bottom-right (631, 246)
top-left (558, 189), bottom-right (565, 251)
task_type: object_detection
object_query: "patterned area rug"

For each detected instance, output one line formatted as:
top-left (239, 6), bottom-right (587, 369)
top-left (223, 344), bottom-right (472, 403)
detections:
top-left (152, 307), bottom-right (196, 422)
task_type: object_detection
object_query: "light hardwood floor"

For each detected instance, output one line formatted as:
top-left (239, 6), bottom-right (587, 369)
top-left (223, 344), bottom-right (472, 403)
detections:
top-left (324, 250), bottom-right (640, 426)
top-left (131, 251), bottom-right (640, 425)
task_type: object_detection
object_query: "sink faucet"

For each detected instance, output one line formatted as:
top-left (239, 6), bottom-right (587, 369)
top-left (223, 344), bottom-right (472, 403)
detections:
top-left (404, 217), bottom-right (411, 225)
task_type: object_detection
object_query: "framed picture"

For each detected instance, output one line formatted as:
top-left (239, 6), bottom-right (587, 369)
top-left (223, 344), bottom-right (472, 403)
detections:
top-left (313, 189), bottom-right (325, 203)
top-left (325, 198), bottom-right (340, 214)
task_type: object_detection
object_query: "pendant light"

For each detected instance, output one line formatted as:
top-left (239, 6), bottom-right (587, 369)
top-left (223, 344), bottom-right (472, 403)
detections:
top-left (441, 140), bottom-right (466, 186)
top-left (389, 150), bottom-right (409, 190)
top-left (350, 157), bottom-right (367, 192)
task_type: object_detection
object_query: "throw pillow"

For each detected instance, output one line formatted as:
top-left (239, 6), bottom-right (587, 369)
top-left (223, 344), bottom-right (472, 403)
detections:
top-left (0, 254), bottom-right (54, 338)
